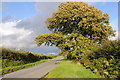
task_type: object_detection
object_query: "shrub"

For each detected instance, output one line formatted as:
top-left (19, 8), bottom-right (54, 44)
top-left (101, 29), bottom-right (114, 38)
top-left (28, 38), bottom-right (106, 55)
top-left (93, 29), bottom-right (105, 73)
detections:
top-left (79, 40), bottom-right (120, 79)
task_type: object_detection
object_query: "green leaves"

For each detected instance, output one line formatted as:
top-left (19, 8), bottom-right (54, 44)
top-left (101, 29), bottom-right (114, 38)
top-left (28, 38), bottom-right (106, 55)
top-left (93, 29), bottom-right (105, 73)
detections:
top-left (46, 2), bottom-right (115, 42)
top-left (35, 33), bottom-right (64, 46)
top-left (35, 2), bottom-right (118, 78)
top-left (80, 40), bottom-right (120, 78)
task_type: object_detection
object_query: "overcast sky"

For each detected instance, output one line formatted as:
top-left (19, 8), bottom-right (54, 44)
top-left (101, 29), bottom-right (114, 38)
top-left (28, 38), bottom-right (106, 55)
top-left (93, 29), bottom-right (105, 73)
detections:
top-left (0, 1), bottom-right (119, 54)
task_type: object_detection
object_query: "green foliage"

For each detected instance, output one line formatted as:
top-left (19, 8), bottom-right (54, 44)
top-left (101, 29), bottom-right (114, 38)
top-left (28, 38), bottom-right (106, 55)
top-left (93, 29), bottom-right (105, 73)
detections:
top-left (79, 40), bottom-right (120, 79)
top-left (1, 47), bottom-right (57, 74)
top-left (93, 40), bottom-right (120, 59)
top-left (1, 59), bottom-right (49, 74)
top-left (35, 32), bottom-right (98, 60)
top-left (2, 59), bottom-right (25, 68)
top-left (46, 2), bottom-right (115, 42)
top-left (35, 2), bottom-right (115, 59)
top-left (2, 47), bottom-right (56, 62)
top-left (34, 1), bottom-right (118, 79)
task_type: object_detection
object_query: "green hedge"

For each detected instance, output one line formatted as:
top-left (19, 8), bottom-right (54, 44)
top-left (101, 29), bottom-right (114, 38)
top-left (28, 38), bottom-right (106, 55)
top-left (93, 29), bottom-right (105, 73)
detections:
top-left (1, 48), bottom-right (56, 62)
top-left (1, 59), bottom-right (49, 74)
top-left (79, 40), bottom-right (120, 79)
top-left (2, 59), bottom-right (25, 68)
top-left (0, 47), bottom-right (58, 74)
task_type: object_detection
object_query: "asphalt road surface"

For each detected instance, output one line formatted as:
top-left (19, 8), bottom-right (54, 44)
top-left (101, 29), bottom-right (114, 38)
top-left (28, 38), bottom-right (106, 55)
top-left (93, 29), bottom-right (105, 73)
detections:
top-left (2, 56), bottom-right (62, 80)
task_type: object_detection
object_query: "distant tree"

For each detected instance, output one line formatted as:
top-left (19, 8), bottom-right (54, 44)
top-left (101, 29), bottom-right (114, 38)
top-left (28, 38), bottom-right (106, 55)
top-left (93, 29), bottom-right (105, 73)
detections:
top-left (35, 2), bottom-right (115, 58)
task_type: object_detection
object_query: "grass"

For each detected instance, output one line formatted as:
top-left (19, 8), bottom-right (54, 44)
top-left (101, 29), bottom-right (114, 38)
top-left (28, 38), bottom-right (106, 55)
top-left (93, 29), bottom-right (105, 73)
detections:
top-left (1, 59), bottom-right (51, 75)
top-left (45, 60), bottom-right (102, 78)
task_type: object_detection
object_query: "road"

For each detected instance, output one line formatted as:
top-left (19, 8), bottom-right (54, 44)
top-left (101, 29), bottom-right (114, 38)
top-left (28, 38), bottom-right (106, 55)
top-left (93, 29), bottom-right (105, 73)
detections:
top-left (2, 56), bottom-right (62, 80)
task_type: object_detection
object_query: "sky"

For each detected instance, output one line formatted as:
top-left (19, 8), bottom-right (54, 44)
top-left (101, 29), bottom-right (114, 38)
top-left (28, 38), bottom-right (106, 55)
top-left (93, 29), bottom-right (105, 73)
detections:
top-left (0, 1), bottom-right (119, 54)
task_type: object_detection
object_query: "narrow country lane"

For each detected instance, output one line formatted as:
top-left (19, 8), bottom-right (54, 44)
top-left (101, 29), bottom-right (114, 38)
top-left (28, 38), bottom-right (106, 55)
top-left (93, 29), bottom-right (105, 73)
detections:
top-left (2, 56), bottom-right (62, 80)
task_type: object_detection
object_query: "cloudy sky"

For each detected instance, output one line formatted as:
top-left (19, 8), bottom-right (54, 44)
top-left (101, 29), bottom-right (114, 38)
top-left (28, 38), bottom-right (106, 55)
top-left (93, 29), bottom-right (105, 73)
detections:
top-left (0, 0), bottom-right (119, 54)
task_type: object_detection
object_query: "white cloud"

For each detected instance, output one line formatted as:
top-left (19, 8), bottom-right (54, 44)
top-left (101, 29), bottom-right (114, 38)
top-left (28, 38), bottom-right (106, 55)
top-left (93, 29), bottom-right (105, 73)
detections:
top-left (0, 2), bottom-right (61, 53)
top-left (0, 21), bottom-right (36, 49)
top-left (109, 31), bottom-right (119, 40)
top-left (0, 22), bottom-right (16, 36)
top-left (48, 53), bottom-right (56, 55)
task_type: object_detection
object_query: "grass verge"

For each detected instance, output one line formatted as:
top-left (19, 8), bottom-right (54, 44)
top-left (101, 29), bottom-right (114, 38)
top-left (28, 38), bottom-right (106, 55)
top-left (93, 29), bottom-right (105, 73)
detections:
top-left (45, 60), bottom-right (102, 78)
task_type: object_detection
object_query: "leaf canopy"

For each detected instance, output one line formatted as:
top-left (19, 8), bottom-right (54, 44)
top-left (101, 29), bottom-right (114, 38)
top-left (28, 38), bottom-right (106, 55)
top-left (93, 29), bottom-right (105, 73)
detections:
top-left (35, 2), bottom-right (115, 57)
top-left (46, 2), bottom-right (115, 42)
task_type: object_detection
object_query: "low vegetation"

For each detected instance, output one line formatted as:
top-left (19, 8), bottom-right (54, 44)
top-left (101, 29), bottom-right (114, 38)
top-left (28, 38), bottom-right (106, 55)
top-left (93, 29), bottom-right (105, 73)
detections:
top-left (45, 60), bottom-right (101, 78)
top-left (66, 40), bottom-right (120, 79)
top-left (1, 47), bottom-right (56, 62)
top-left (1, 59), bottom-right (49, 74)
top-left (0, 47), bottom-right (57, 74)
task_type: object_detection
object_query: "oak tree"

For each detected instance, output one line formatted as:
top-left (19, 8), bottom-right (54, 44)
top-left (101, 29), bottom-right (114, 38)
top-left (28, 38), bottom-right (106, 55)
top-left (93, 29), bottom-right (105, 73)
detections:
top-left (35, 2), bottom-right (115, 58)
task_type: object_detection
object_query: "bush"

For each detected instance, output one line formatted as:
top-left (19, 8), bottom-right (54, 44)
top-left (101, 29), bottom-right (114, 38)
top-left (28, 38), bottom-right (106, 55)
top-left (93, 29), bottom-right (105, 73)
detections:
top-left (79, 40), bottom-right (120, 79)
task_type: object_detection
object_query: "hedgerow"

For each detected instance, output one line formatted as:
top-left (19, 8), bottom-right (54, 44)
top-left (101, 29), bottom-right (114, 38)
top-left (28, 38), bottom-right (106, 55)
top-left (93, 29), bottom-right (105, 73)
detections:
top-left (0, 47), bottom-right (57, 74)
top-left (79, 40), bottom-right (120, 79)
